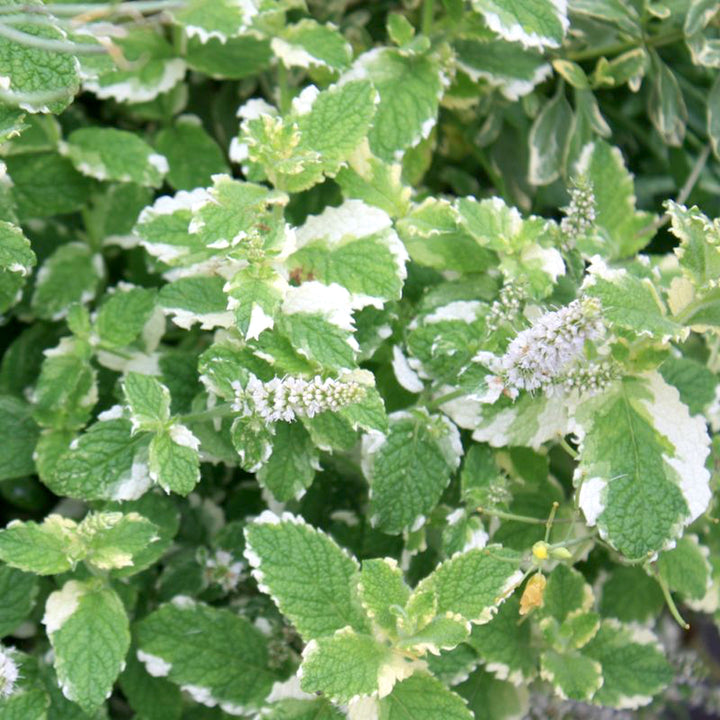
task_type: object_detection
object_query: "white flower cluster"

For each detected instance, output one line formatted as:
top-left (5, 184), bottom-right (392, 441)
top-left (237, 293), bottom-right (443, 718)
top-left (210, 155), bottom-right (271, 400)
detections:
top-left (233, 375), bottom-right (365, 423)
top-left (552, 360), bottom-right (618, 397)
top-left (202, 550), bottom-right (245, 593)
top-left (560, 177), bottom-right (596, 243)
top-left (486, 283), bottom-right (527, 333)
top-left (478, 298), bottom-right (605, 398)
top-left (0, 646), bottom-right (19, 699)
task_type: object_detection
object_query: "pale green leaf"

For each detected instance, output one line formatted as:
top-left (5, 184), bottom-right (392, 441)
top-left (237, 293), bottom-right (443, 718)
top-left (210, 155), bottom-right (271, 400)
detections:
top-left (540, 649), bottom-right (602, 702)
top-left (0, 395), bottom-right (39, 480)
top-left (50, 419), bottom-right (151, 502)
top-left (657, 534), bottom-right (711, 602)
top-left (118, 652), bottom-right (182, 720)
top-left (0, 564), bottom-right (38, 637)
top-left (348, 48), bottom-right (444, 161)
top-left (273, 20), bottom-right (352, 70)
top-left (123, 373), bottom-right (171, 430)
top-left (528, 90), bottom-right (573, 186)
top-left (148, 428), bottom-right (200, 496)
top-left (455, 669), bottom-right (528, 720)
top-left (470, 0), bottom-right (568, 50)
top-left (378, 674), bottom-right (472, 720)
top-left (95, 286), bottom-right (157, 349)
top-left (583, 621), bottom-right (672, 709)
top-left (467, 596), bottom-right (538, 683)
top-left (300, 628), bottom-right (392, 702)
top-left (244, 512), bottom-right (367, 641)
top-left (44, 580), bottom-right (130, 713)
top-left (574, 140), bottom-right (655, 259)
top-left (154, 115), bottom-right (229, 191)
top-left (599, 566), bottom-right (664, 622)
top-left (362, 410), bottom-right (462, 534)
top-left (279, 313), bottom-right (357, 371)
top-left (136, 599), bottom-right (276, 710)
top-left (575, 373), bottom-right (711, 559)
top-left (358, 558), bottom-right (411, 633)
top-left (31, 243), bottom-right (103, 321)
top-left (0, 221), bottom-right (35, 314)
top-left (412, 547), bottom-right (522, 624)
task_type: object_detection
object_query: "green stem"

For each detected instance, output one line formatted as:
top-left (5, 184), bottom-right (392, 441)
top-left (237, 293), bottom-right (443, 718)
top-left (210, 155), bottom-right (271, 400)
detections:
top-left (0, 1), bottom-right (184, 16)
top-left (654, 568), bottom-right (690, 629)
top-left (477, 506), bottom-right (572, 525)
top-left (421, 0), bottom-right (435, 36)
top-left (0, 22), bottom-right (106, 53)
top-left (179, 403), bottom-right (237, 425)
top-left (277, 62), bottom-right (291, 115)
top-left (544, 501), bottom-right (559, 542)
top-left (565, 28), bottom-right (684, 62)
top-left (427, 388), bottom-right (467, 410)
top-left (559, 437), bottom-right (579, 460)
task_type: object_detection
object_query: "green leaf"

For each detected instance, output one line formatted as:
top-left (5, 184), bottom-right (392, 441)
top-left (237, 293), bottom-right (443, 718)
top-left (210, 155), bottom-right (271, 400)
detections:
top-left (300, 627), bottom-right (392, 702)
top-left (81, 27), bottom-right (185, 104)
top-left (123, 373), bottom-right (171, 430)
top-left (80, 511), bottom-right (159, 572)
top-left (358, 558), bottom-right (411, 633)
top-left (397, 199), bottom-right (496, 273)
top-left (666, 201), bottom-right (720, 289)
top-left (33, 347), bottom-right (96, 431)
top-left (470, 0), bottom-right (568, 50)
top-left (50, 419), bottom-right (151, 502)
top-left (31, 243), bottom-right (103, 321)
top-left (0, 514), bottom-right (81, 575)
top-left (0, 20), bottom-right (80, 113)
top-left (575, 373), bottom-right (711, 559)
top-left (273, 19), bottom-right (353, 71)
top-left (158, 275), bottom-right (231, 332)
top-left (659, 355), bottom-right (717, 415)
top-left (255, 421), bottom-right (318, 502)
top-left (584, 261), bottom-right (681, 339)
top-left (454, 39), bottom-right (551, 100)
top-left (647, 56), bottom-right (687, 147)
top-left (0, 395), bottom-right (39, 481)
top-left (0, 221), bottom-right (35, 314)
top-left (224, 267), bottom-right (283, 339)
top-left (44, 580), bottom-right (130, 713)
top-left (289, 200), bottom-right (407, 308)
top-left (542, 565), bottom-right (592, 622)
top-left (708, 73), bottom-right (720, 158)
top-left (230, 415), bottom-right (273, 472)
top-left (185, 35), bottom-right (272, 79)
top-left (574, 140), bottom-right (655, 259)
top-left (467, 596), bottom-right (538, 683)
top-left (244, 512), bottom-right (367, 641)
top-left (334, 141), bottom-right (411, 218)
top-left (378, 674), bottom-right (473, 720)
top-left (119, 652), bottom-right (182, 720)
top-left (5, 153), bottom-right (93, 220)
top-left (348, 48), bottom-right (444, 161)
top-left (399, 614), bottom-right (471, 656)
top-left (583, 620), bottom-right (672, 709)
top-left (0, 564), bottom-right (38, 637)
top-left (136, 599), bottom-right (276, 709)
top-left (362, 410), bottom-right (462, 534)
top-left (148, 428), bottom-right (200, 496)
top-left (154, 115), bottom-right (229, 191)
top-left (61, 128), bottom-right (168, 187)
top-left (657, 534), bottom-right (711, 602)
top-left (412, 547), bottom-right (522, 624)
top-left (280, 313), bottom-right (357, 371)
top-left (455, 669), bottom-right (528, 720)
top-left (599, 566), bottom-right (664, 622)
top-left (540, 649), bottom-right (602, 702)
top-left (528, 90), bottom-right (573, 186)
top-left (168, 0), bottom-right (258, 42)
top-left (95, 286), bottom-right (157, 349)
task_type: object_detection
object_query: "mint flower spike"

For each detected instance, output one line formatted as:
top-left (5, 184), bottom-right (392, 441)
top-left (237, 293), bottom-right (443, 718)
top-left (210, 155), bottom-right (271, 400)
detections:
top-left (0, 645), bottom-right (19, 699)
top-left (561, 176), bottom-right (596, 243)
top-left (233, 374), bottom-right (366, 423)
top-left (493, 297), bottom-right (605, 396)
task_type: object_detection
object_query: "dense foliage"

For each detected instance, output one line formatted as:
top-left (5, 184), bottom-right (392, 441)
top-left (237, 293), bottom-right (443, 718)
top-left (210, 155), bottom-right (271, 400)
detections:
top-left (0, 0), bottom-right (720, 718)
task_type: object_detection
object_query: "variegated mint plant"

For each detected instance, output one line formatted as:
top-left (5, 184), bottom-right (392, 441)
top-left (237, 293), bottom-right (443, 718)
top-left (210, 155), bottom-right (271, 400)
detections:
top-left (0, 0), bottom-right (719, 718)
